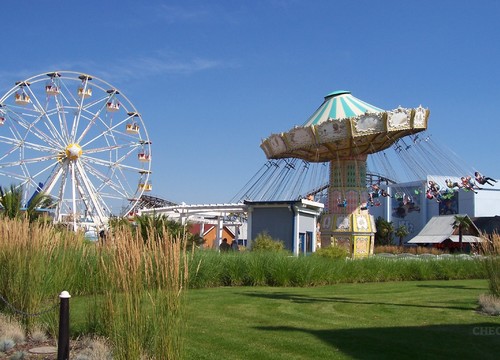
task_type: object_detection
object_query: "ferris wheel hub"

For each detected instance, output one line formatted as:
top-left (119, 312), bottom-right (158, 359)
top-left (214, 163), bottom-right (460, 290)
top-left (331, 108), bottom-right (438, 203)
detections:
top-left (65, 143), bottom-right (82, 160)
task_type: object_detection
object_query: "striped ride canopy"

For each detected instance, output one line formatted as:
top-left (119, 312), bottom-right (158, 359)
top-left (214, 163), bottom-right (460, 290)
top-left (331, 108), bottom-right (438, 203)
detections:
top-left (303, 90), bottom-right (384, 126)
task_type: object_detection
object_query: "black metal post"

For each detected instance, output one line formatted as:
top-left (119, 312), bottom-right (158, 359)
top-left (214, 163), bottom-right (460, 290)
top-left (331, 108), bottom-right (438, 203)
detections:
top-left (57, 291), bottom-right (71, 360)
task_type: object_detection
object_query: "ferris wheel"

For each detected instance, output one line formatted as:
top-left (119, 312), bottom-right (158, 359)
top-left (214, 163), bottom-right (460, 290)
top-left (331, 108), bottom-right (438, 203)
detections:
top-left (0, 71), bottom-right (152, 230)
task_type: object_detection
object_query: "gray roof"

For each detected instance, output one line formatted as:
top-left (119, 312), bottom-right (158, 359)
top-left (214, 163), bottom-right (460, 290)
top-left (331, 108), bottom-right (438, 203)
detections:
top-left (408, 215), bottom-right (482, 244)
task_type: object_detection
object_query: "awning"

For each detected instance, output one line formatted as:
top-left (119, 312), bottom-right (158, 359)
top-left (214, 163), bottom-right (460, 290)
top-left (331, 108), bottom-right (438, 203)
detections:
top-left (408, 235), bottom-right (482, 244)
top-left (407, 214), bottom-right (483, 244)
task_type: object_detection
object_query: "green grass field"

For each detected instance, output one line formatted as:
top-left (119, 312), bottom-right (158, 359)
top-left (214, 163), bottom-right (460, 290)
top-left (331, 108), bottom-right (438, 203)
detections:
top-left (180, 279), bottom-right (500, 360)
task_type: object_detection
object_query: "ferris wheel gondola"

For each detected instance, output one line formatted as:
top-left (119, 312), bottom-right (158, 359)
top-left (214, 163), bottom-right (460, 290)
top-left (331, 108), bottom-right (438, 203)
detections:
top-left (0, 71), bottom-right (152, 230)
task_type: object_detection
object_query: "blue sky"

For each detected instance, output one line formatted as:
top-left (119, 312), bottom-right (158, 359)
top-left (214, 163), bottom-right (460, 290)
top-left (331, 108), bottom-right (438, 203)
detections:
top-left (1, 0), bottom-right (499, 205)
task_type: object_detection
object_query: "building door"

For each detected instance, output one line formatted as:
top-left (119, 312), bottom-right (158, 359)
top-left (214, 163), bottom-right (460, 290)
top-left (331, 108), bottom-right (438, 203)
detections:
top-left (305, 231), bottom-right (313, 254)
top-left (299, 232), bottom-right (305, 254)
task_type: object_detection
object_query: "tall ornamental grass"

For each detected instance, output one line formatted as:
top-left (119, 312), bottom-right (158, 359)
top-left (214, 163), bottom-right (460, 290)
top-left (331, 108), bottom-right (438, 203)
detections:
top-left (91, 224), bottom-right (188, 360)
top-left (479, 232), bottom-right (500, 297)
top-left (0, 217), bottom-right (90, 330)
top-left (187, 250), bottom-right (486, 288)
top-left (0, 218), bottom-right (188, 359)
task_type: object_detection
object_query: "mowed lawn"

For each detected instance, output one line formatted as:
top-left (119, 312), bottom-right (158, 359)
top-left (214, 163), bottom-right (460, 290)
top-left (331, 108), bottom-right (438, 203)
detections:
top-left (183, 279), bottom-right (500, 360)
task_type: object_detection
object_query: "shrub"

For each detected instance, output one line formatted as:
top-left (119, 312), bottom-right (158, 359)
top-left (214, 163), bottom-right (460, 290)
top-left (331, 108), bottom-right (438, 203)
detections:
top-left (74, 337), bottom-right (113, 360)
top-left (313, 246), bottom-right (349, 259)
top-left (375, 245), bottom-right (446, 255)
top-left (0, 338), bottom-right (15, 352)
top-left (29, 326), bottom-right (47, 343)
top-left (251, 232), bottom-right (285, 252)
top-left (478, 293), bottom-right (500, 316)
top-left (0, 314), bottom-right (25, 344)
top-left (9, 351), bottom-right (28, 360)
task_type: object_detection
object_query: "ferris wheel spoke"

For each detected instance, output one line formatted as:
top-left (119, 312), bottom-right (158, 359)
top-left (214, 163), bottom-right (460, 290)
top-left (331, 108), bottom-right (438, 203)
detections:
top-left (84, 144), bottom-right (141, 169)
top-left (41, 111), bottom-right (66, 145)
top-left (24, 87), bottom-right (67, 145)
top-left (72, 98), bottom-right (109, 143)
top-left (0, 154), bottom-right (57, 169)
top-left (75, 160), bottom-right (109, 221)
top-left (83, 154), bottom-right (147, 173)
top-left (52, 166), bottom-right (68, 222)
top-left (0, 172), bottom-right (39, 198)
top-left (75, 107), bottom-right (106, 144)
top-left (34, 109), bottom-right (66, 146)
top-left (69, 78), bottom-right (108, 142)
top-left (20, 141), bottom-right (56, 153)
top-left (56, 77), bottom-right (86, 142)
top-left (74, 91), bottom-right (115, 138)
top-left (0, 171), bottom-right (31, 184)
top-left (27, 162), bottom-right (63, 191)
top-left (83, 142), bottom-right (139, 155)
top-left (5, 111), bottom-right (59, 148)
top-left (70, 80), bottom-right (90, 139)
top-left (0, 137), bottom-right (55, 155)
top-left (6, 111), bottom-right (63, 149)
top-left (79, 113), bottom-right (135, 148)
top-left (80, 159), bottom-right (134, 199)
top-left (49, 99), bottom-right (69, 142)
top-left (69, 162), bottom-right (78, 230)
top-left (42, 164), bottom-right (65, 195)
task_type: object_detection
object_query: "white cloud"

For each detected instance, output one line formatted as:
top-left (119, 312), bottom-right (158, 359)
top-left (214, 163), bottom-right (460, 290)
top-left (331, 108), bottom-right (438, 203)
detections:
top-left (0, 54), bottom-right (236, 93)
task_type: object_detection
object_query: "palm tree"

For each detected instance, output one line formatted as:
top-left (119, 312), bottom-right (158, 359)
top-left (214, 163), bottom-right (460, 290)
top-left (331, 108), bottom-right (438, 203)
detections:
top-left (452, 215), bottom-right (473, 252)
top-left (26, 191), bottom-right (53, 223)
top-left (375, 217), bottom-right (395, 246)
top-left (385, 221), bottom-right (395, 245)
top-left (0, 184), bottom-right (23, 219)
top-left (131, 213), bottom-right (205, 249)
top-left (0, 184), bottom-right (52, 222)
top-left (395, 225), bottom-right (409, 246)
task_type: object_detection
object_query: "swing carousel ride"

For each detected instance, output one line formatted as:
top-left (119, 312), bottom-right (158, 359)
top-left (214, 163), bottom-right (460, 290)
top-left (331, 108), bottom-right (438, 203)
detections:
top-left (258, 90), bottom-right (430, 257)
top-left (0, 71), bottom-right (152, 231)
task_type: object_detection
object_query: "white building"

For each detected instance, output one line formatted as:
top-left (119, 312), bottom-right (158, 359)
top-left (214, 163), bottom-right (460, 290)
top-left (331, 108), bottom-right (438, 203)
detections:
top-left (368, 175), bottom-right (500, 244)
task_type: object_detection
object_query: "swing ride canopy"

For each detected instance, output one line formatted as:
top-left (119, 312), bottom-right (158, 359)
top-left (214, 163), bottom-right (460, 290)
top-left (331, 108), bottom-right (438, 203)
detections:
top-left (260, 91), bottom-right (430, 162)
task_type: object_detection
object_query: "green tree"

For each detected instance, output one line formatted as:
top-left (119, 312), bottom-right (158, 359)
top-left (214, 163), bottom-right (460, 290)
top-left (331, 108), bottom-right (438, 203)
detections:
top-left (395, 225), bottom-right (409, 246)
top-left (123, 213), bottom-right (205, 249)
top-left (375, 217), bottom-right (395, 246)
top-left (0, 184), bottom-right (52, 222)
top-left (134, 213), bottom-right (169, 241)
top-left (26, 191), bottom-right (54, 223)
top-left (453, 215), bottom-right (473, 252)
top-left (0, 184), bottom-right (23, 219)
